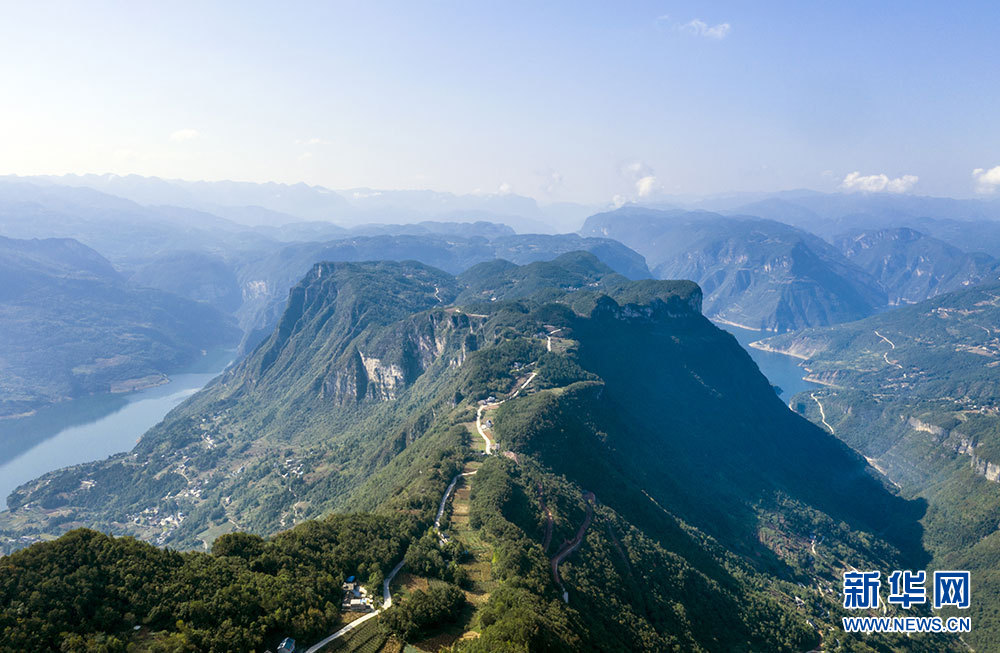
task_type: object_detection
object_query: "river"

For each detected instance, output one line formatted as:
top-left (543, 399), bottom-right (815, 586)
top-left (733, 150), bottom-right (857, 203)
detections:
top-left (714, 322), bottom-right (819, 401)
top-left (0, 328), bottom-right (811, 510)
top-left (0, 349), bottom-right (233, 509)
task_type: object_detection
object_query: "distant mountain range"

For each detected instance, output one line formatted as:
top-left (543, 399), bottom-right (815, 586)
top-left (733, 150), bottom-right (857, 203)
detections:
top-left (10, 175), bottom-right (1000, 340)
top-left (0, 236), bottom-right (240, 418)
top-left (232, 232), bottom-right (651, 353)
top-left (6, 173), bottom-right (597, 233)
top-left (834, 227), bottom-right (1000, 306)
top-left (582, 206), bottom-right (887, 332)
top-left (0, 252), bottom-right (940, 652)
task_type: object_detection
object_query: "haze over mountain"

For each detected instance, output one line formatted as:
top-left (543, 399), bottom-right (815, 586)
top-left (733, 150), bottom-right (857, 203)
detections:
top-left (0, 236), bottom-right (239, 418)
top-left (0, 253), bottom-right (945, 652)
top-left (582, 206), bottom-right (886, 332)
top-left (834, 227), bottom-right (1000, 306)
top-left (232, 232), bottom-right (650, 352)
top-left (719, 192), bottom-right (1000, 256)
top-left (0, 179), bottom-right (275, 265)
top-left (8, 174), bottom-right (596, 234)
top-left (5, 3), bottom-right (1000, 650)
top-left (6, 179), bottom-right (1000, 650)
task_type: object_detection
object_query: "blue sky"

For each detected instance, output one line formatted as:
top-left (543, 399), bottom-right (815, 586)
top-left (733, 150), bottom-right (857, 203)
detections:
top-left (1, 1), bottom-right (998, 203)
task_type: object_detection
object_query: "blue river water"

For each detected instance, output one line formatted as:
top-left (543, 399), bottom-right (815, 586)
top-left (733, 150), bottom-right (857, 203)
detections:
top-left (0, 350), bottom-right (232, 509)
top-left (713, 322), bottom-right (819, 401)
top-left (0, 327), bottom-right (810, 510)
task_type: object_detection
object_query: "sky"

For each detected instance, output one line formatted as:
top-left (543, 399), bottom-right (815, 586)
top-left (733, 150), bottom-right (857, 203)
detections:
top-left (1, 1), bottom-right (999, 204)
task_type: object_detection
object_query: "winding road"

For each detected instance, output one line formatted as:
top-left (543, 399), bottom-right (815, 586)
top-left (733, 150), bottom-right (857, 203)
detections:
top-left (306, 460), bottom-right (488, 651)
top-left (435, 470), bottom-right (477, 543)
top-left (874, 329), bottom-right (896, 349)
top-left (810, 392), bottom-right (835, 434)
top-left (551, 491), bottom-right (595, 604)
top-left (546, 327), bottom-right (563, 352)
top-left (304, 558), bottom-right (406, 653)
top-left (308, 362), bottom-right (545, 650)
top-left (874, 329), bottom-right (904, 369)
top-left (538, 484), bottom-right (554, 552)
top-left (476, 372), bottom-right (537, 454)
top-left (475, 404), bottom-right (495, 454)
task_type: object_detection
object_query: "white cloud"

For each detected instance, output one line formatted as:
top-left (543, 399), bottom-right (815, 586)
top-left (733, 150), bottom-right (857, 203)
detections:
top-left (170, 128), bottom-right (200, 142)
top-left (973, 166), bottom-right (1000, 193)
top-left (680, 19), bottom-right (731, 39)
top-left (841, 171), bottom-right (918, 194)
top-left (621, 161), bottom-right (661, 198)
top-left (497, 182), bottom-right (512, 194)
top-left (612, 194), bottom-right (628, 208)
top-left (636, 175), bottom-right (658, 197)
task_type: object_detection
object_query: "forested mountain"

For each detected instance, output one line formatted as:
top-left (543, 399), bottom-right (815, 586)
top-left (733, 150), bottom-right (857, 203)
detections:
top-left (0, 180), bottom-right (648, 363)
top-left (757, 283), bottom-right (1000, 650)
top-left (128, 250), bottom-right (245, 312)
top-left (0, 236), bottom-right (240, 418)
top-left (756, 281), bottom-right (1000, 399)
top-left (0, 253), bottom-right (951, 652)
top-left (834, 227), bottom-right (1000, 305)
top-left (581, 206), bottom-right (885, 332)
top-left (232, 232), bottom-right (650, 352)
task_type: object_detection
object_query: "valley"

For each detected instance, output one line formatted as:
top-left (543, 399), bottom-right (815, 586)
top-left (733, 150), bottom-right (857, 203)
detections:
top-left (756, 283), bottom-right (1000, 651)
top-left (6, 7), bottom-right (1000, 650)
top-left (0, 253), bottom-right (959, 652)
top-left (0, 348), bottom-right (232, 512)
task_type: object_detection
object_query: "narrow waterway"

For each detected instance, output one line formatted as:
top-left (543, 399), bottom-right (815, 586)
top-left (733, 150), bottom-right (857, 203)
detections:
top-left (0, 349), bottom-right (233, 508)
top-left (715, 322), bottom-right (819, 401)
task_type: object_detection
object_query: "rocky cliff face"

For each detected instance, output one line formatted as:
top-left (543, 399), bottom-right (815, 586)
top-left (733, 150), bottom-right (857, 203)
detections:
top-left (909, 416), bottom-right (1000, 483)
top-left (835, 227), bottom-right (1000, 305)
top-left (317, 311), bottom-right (478, 404)
top-left (232, 233), bottom-right (652, 355)
top-left (581, 207), bottom-right (885, 332)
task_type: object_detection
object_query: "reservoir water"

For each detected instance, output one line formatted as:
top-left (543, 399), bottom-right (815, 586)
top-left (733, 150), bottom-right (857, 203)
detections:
top-left (714, 322), bottom-right (819, 401)
top-left (0, 329), bottom-right (811, 510)
top-left (0, 349), bottom-right (232, 509)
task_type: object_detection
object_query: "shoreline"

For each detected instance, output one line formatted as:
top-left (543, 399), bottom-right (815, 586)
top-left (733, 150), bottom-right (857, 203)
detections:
top-left (1, 348), bottom-right (235, 422)
top-left (747, 340), bottom-right (811, 360)
top-left (711, 317), bottom-right (778, 332)
top-left (801, 374), bottom-right (844, 389)
top-left (110, 374), bottom-right (170, 394)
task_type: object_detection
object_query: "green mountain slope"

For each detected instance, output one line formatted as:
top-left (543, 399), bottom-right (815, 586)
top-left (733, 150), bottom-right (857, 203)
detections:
top-left (0, 253), bottom-right (954, 652)
top-left (0, 236), bottom-right (240, 418)
top-left (233, 232), bottom-right (650, 352)
top-left (758, 283), bottom-right (1000, 650)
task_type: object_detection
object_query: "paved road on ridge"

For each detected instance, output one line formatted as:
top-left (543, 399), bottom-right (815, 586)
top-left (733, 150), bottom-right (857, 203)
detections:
top-left (551, 491), bottom-right (595, 604)
top-left (308, 350), bottom-right (547, 650)
top-left (435, 471), bottom-right (477, 543)
top-left (304, 557), bottom-right (406, 653)
top-left (476, 372), bottom-right (537, 454)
